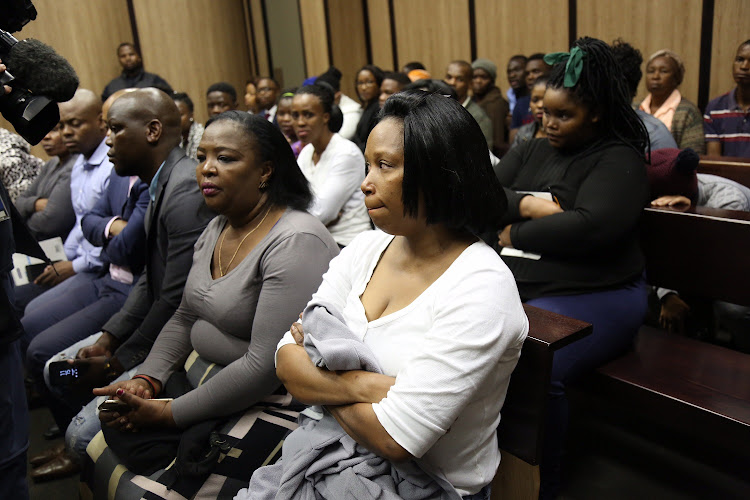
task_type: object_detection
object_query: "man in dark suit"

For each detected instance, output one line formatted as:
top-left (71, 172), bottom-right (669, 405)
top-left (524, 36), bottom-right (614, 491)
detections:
top-left (32, 88), bottom-right (214, 479)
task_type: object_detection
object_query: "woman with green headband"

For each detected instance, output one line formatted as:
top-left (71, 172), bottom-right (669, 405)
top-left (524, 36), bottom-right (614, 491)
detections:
top-left (490, 36), bottom-right (650, 499)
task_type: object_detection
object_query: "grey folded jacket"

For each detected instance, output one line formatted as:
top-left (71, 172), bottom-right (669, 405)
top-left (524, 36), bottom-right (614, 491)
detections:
top-left (238, 299), bottom-right (462, 500)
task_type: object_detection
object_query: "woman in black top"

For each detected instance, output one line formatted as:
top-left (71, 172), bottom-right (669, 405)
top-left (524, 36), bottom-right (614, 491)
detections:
top-left (353, 65), bottom-right (384, 151)
top-left (492, 37), bottom-right (650, 499)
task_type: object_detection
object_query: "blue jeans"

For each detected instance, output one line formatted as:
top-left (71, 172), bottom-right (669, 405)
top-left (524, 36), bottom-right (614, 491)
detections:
top-left (527, 277), bottom-right (649, 499)
top-left (44, 332), bottom-right (139, 463)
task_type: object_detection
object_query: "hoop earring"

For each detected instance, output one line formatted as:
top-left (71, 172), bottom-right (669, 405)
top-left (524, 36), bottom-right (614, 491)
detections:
top-left (259, 181), bottom-right (268, 191)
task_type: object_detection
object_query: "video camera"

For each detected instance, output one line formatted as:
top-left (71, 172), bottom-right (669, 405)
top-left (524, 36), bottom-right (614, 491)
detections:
top-left (0, 0), bottom-right (79, 145)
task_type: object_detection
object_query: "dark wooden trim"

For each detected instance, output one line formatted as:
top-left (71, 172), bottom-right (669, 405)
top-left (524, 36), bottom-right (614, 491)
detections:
top-left (323, 0), bottom-right (334, 68)
top-left (361, 0), bottom-right (373, 65)
top-left (296, 0), bottom-right (308, 77)
top-left (246, 0), bottom-right (260, 77)
top-left (388, 0), bottom-right (398, 70)
top-left (698, 0), bottom-right (715, 112)
top-left (468, 0), bottom-right (477, 61)
top-left (567, 0), bottom-right (577, 48)
top-left (125, 0), bottom-right (141, 56)
top-left (260, 0), bottom-right (274, 77)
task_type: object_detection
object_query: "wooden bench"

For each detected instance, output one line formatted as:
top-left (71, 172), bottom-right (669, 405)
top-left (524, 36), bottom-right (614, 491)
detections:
top-left (578, 206), bottom-right (750, 483)
top-left (492, 304), bottom-right (592, 499)
top-left (699, 155), bottom-right (750, 189)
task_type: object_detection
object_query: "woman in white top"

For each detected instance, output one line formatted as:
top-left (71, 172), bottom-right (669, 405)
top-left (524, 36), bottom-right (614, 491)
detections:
top-left (292, 84), bottom-right (371, 246)
top-left (276, 90), bottom-right (529, 498)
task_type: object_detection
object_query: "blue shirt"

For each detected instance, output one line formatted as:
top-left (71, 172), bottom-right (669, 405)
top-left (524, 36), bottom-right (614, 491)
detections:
top-left (704, 89), bottom-right (750, 158)
top-left (63, 138), bottom-right (113, 273)
top-left (148, 161), bottom-right (166, 202)
top-left (636, 109), bottom-right (678, 150)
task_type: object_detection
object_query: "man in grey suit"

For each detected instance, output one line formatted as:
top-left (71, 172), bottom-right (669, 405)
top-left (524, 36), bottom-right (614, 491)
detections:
top-left (32, 89), bottom-right (214, 479)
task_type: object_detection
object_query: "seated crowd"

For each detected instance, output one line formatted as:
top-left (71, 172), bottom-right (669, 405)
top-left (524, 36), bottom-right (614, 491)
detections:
top-left (0, 35), bottom-right (749, 500)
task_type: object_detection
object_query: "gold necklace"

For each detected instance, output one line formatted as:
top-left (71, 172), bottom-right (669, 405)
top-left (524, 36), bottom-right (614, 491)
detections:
top-left (218, 208), bottom-right (271, 276)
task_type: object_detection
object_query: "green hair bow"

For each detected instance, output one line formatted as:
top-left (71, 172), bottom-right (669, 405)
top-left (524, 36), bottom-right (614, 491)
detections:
top-left (543, 47), bottom-right (587, 87)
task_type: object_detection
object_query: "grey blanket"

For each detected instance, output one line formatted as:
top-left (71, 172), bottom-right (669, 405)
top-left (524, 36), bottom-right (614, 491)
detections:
top-left (236, 299), bottom-right (462, 500)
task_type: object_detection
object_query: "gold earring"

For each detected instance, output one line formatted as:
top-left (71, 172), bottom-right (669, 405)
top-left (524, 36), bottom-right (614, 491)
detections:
top-left (259, 181), bottom-right (268, 190)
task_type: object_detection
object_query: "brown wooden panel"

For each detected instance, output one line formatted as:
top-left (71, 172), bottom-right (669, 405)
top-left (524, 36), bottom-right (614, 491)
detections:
top-left (132, 0), bottom-right (252, 125)
top-left (475, 0), bottom-right (568, 96)
top-left (699, 156), bottom-right (750, 188)
top-left (327, 0), bottom-right (368, 99)
top-left (577, 0), bottom-right (703, 105)
top-left (392, 0), bottom-right (471, 78)
top-left (0, 0), bottom-right (132, 157)
top-left (299, 0), bottom-right (330, 78)
top-left (709, 0), bottom-right (750, 102)
top-left (250, 0), bottom-right (270, 78)
top-left (366, 0), bottom-right (394, 71)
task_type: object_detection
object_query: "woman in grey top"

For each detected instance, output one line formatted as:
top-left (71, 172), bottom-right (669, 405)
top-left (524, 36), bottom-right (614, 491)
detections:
top-left (94, 111), bottom-right (339, 429)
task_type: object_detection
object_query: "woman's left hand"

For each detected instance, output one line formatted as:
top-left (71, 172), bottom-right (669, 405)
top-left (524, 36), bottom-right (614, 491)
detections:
top-left (99, 389), bottom-right (175, 432)
top-left (498, 225), bottom-right (513, 248)
top-left (291, 321), bottom-right (304, 346)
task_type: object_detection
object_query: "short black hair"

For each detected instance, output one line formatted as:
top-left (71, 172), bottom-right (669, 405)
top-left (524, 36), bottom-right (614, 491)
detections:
top-left (610, 38), bottom-right (643, 99)
top-left (205, 111), bottom-right (312, 211)
top-left (402, 61), bottom-right (426, 73)
top-left (277, 87), bottom-right (297, 105)
top-left (206, 82), bottom-right (237, 102)
top-left (531, 75), bottom-right (549, 89)
top-left (739, 39), bottom-right (750, 51)
top-left (117, 42), bottom-right (138, 55)
top-left (403, 79), bottom-right (457, 100)
top-left (295, 84), bottom-right (342, 133)
top-left (378, 90), bottom-right (507, 234)
top-left (527, 53), bottom-right (546, 62)
top-left (382, 72), bottom-right (411, 87)
top-left (172, 92), bottom-right (194, 112)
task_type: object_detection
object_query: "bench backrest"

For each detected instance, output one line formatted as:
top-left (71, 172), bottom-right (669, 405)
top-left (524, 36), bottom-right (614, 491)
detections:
top-left (497, 304), bottom-right (591, 465)
top-left (641, 206), bottom-right (750, 307)
top-left (698, 155), bottom-right (750, 189)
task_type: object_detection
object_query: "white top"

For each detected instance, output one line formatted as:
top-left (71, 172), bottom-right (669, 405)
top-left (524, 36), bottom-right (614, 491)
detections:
top-left (337, 93), bottom-right (363, 141)
top-left (297, 133), bottom-right (371, 246)
top-left (277, 230), bottom-right (529, 495)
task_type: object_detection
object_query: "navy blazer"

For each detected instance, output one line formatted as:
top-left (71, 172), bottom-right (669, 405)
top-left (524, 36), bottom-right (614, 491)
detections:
top-left (81, 171), bottom-right (149, 276)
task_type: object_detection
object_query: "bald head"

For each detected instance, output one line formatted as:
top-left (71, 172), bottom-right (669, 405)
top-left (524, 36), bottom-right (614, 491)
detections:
top-left (109, 88), bottom-right (181, 142)
top-left (59, 88), bottom-right (106, 157)
top-left (105, 88), bottom-right (183, 180)
top-left (102, 87), bottom-right (137, 121)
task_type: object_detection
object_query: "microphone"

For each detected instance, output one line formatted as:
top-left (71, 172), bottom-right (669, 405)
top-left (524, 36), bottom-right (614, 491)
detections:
top-left (0, 28), bottom-right (79, 144)
top-left (5, 38), bottom-right (78, 101)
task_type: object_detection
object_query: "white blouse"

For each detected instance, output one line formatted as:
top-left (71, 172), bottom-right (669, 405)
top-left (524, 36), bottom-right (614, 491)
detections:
top-left (277, 230), bottom-right (528, 495)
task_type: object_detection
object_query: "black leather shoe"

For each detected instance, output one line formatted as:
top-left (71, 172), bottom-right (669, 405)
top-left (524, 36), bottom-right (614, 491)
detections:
top-left (30, 442), bottom-right (65, 467)
top-left (42, 424), bottom-right (62, 440)
top-left (31, 452), bottom-right (81, 482)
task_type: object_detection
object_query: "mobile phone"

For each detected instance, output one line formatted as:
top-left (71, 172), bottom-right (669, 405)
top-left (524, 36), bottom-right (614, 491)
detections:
top-left (48, 360), bottom-right (88, 387)
top-left (98, 399), bottom-right (131, 413)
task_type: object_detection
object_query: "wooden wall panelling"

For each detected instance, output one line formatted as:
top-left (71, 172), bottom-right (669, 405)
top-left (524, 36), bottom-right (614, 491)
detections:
top-left (366, 0), bottom-right (395, 71)
top-left (132, 0), bottom-right (253, 125)
top-left (392, 0), bottom-right (471, 79)
top-left (709, 0), bottom-right (750, 102)
top-left (299, 0), bottom-right (330, 79)
top-left (576, 0), bottom-right (703, 105)
top-left (327, 0), bottom-right (369, 99)
top-left (1, 0), bottom-right (132, 157)
top-left (474, 0), bottom-right (569, 98)
top-left (250, 0), bottom-right (270, 79)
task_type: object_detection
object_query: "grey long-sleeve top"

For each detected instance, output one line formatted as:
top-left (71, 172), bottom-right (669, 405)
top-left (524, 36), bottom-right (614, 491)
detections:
top-left (136, 209), bottom-right (339, 427)
top-left (15, 155), bottom-right (77, 240)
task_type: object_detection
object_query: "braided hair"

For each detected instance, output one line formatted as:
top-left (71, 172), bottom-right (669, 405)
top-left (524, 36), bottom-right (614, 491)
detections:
top-left (547, 36), bottom-right (649, 159)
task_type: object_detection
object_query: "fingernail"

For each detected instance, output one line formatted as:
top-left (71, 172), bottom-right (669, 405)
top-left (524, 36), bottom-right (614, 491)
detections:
top-left (116, 388), bottom-right (124, 396)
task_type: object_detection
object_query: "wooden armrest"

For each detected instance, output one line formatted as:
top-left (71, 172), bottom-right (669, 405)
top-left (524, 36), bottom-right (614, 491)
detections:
top-left (523, 304), bottom-right (592, 351)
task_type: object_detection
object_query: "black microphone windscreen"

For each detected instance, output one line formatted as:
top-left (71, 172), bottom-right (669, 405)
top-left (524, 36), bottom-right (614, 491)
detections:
top-left (7, 38), bottom-right (79, 102)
